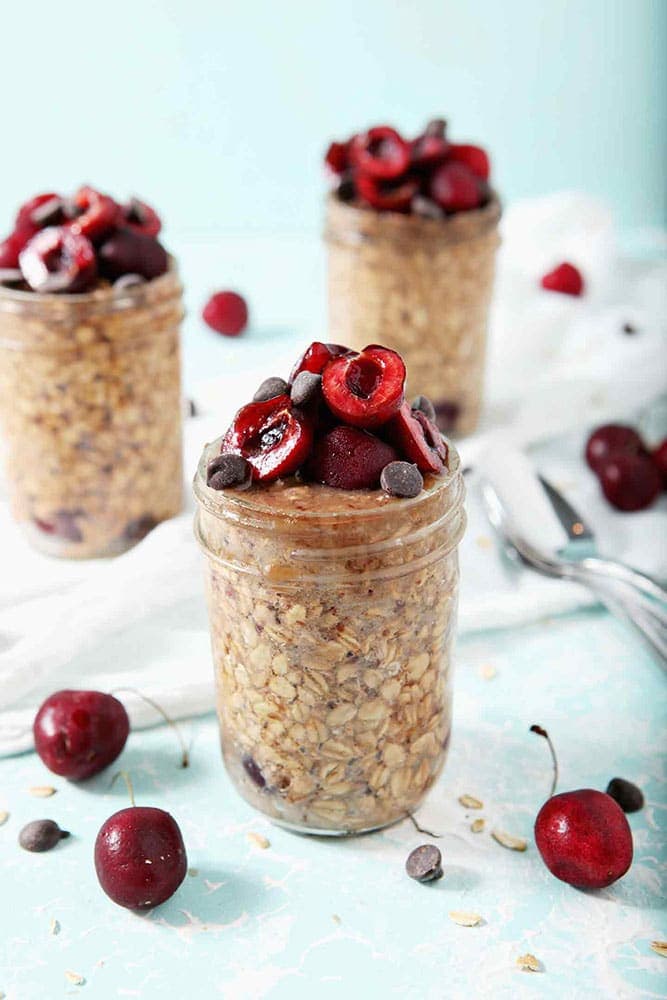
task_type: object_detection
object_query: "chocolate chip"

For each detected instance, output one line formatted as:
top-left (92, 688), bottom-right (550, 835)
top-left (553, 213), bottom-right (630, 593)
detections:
top-left (19, 819), bottom-right (70, 853)
top-left (411, 395), bottom-right (436, 423)
top-left (405, 844), bottom-right (443, 883)
top-left (124, 514), bottom-right (157, 542)
top-left (622, 322), bottom-right (638, 335)
top-left (424, 117), bottom-right (447, 139)
top-left (381, 461), bottom-right (423, 498)
top-left (207, 453), bottom-right (252, 490)
top-left (291, 371), bottom-right (321, 407)
top-left (187, 398), bottom-right (198, 418)
top-left (0, 268), bottom-right (24, 287)
top-left (30, 196), bottom-right (65, 228)
top-left (411, 196), bottom-right (444, 220)
top-left (337, 174), bottom-right (356, 202)
top-left (606, 777), bottom-right (644, 813)
top-left (113, 273), bottom-right (146, 292)
top-left (242, 754), bottom-right (266, 789)
top-left (253, 377), bottom-right (288, 402)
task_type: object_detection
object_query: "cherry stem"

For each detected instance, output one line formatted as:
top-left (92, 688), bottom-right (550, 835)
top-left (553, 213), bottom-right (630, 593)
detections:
top-left (110, 769), bottom-right (136, 807)
top-left (407, 812), bottom-right (442, 838)
top-left (111, 687), bottom-right (189, 768)
top-left (530, 724), bottom-right (559, 798)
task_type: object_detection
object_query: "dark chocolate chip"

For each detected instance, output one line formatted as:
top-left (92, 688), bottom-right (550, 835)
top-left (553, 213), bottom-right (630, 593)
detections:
top-left (606, 777), bottom-right (644, 813)
top-left (113, 273), bottom-right (146, 291)
top-left (19, 819), bottom-right (70, 853)
top-left (124, 514), bottom-right (158, 542)
top-left (622, 322), bottom-right (638, 335)
top-left (290, 371), bottom-right (321, 407)
top-left (405, 843), bottom-right (443, 883)
top-left (242, 754), bottom-right (266, 789)
top-left (381, 461), bottom-right (424, 498)
top-left (187, 398), bottom-right (198, 418)
top-left (411, 394), bottom-right (437, 423)
top-left (30, 196), bottom-right (65, 228)
top-left (424, 117), bottom-right (447, 138)
top-left (411, 196), bottom-right (444, 220)
top-left (207, 453), bottom-right (252, 491)
top-left (337, 175), bottom-right (356, 202)
top-left (0, 268), bottom-right (24, 287)
top-left (434, 399), bottom-right (460, 432)
top-left (253, 377), bottom-right (289, 403)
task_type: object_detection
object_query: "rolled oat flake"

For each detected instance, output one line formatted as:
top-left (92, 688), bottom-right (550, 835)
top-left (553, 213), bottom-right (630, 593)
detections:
top-left (290, 371), bottom-right (322, 407)
top-left (405, 843), bottom-right (443, 883)
top-left (19, 819), bottom-right (70, 853)
top-left (381, 461), bottom-right (424, 499)
top-left (207, 453), bottom-right (252, 491)
top-left (253, 376), bottom-right (289, 402)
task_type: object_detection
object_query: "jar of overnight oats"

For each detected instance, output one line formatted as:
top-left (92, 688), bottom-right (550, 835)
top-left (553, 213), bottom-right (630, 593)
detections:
top-left (194, 437), bottom-right (465, 835)
top-left (325, 193), bottom-right (501, 437)
top-left (0, 267), bottom-right (184, 558)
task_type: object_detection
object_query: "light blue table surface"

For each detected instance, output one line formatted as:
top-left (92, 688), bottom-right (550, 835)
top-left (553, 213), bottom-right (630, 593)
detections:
top-left (1, 608), bottom-right (665, 1000)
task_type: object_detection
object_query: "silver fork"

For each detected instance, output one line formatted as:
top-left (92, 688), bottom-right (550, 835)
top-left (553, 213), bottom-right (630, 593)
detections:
top-left (482, 478), bottom-right (667, 667)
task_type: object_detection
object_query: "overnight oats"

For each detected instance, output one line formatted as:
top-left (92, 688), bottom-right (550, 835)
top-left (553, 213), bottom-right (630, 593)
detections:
top-left (324, 119), bottom-right (500, 436)
top-left (194, 342), bottom-right (466, 834)
top-left (0, 187), bottom-right (183, 558)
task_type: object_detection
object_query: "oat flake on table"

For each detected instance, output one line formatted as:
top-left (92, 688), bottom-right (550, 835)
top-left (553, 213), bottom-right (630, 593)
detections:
top-left (247, 831), bottom-right (270, 849)
top-left (449, 911), bottom-right (483, 927)
top-left (64, 970), bottom-right (85, 985)
top-left (517, 953), bottom-right (542, 972)
top-left (29, 785), bottom-right (56, 798)
top-left (492, 828), bottom-right (528, 851)
top-left (0, 810), bottom-right (8, 826)
top-left (650, 941), bottom-right (667, 957)
top-left (458, 794), bottom-right (483, 809)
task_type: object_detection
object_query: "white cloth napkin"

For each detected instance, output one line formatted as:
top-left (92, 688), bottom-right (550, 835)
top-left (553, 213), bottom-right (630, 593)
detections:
top-left (1, 192), bottom-right (665, 756)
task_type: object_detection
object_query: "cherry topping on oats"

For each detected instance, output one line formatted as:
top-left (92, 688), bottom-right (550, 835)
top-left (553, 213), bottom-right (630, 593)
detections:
top-left (307, 425), bottom-right (398, 490)
top-left (68, 186), bottom-right (121, 242)
top-left (430, 161), bottom-right (483, 212)
top-left (289, 341), bottom-right (348, 383)
top-left (19, 227), bottom-right (97, 293)
top-left (15, 192), bottom-right (62, 233)
top-left (448, 143), bottom-right (490, 181)
top-left (221, 394), bottom-right (313, 482)
top-left (122, 197), bottom-right (162, 238)
top-left (386, 401), bottom-right (448, 474)
top-left (322, 345), bottom-right (406, 428)
top-left (350, 126), bottom-right (411, 180)
top-left (356, 174), bottom-right (419, 213)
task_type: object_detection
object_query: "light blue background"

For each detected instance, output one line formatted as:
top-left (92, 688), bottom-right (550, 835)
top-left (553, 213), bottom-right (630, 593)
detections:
top-left (1, 0), bottom-right (665, 235)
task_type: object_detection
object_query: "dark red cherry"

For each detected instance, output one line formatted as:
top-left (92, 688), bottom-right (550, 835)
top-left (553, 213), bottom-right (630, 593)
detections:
top-left (411, 133), bottom-right (450, 170)
top-left (541, 262), bottom-right (584, 296)
top-left (599, 453), bottom-right (662, 512)
top-left (585, 424), bottom-right (645, 473)
top-left (321, 345), bottom-right (406, 428)
top-left (94, 806), bottom-right (187, 909)
top-left (121, 198), bottom-right (162, 238)
top-left (652, 438), bottom-right (667, 487)
top-left (448, 144), bottom-right (490, 181)
top-left (33, 690), bottom-right (129, 780)
top-left (98, 229), bottom-right (168, 282)
top-left (324, 141), bottom-right (350, 176)
top-left (356, 174), bottom-right (419, 213)
top-left (350, 126), bottom-right (411, 180)
top-left (386, 401), bottom-right (448, 474)
top-left (430, 161), bottom-right (483, 212)
top-left (306, 425), bottom-right (398, 489)
top-left (0, 230), bottom-right (30, 269)
top-left (19, 227), bottom-right (97, 293)
top-left (15, 192), bottom-right (62, 233)
top-left (68, 186), bottom-right (122, 242)
top-left (202, 290), bottom-right (248, 336)
top-left (535, 789), bottom-right (633, 889)
top-left (289, 341), bottom-right (349, 384)
top-left (221, 394), bottom-right (313, 482)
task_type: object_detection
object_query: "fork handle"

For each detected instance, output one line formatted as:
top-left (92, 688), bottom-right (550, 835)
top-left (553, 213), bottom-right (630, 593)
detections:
top-left (579, 557), bottom-right (667, 605)
top-left (584, 577), bottom-right (667, 668)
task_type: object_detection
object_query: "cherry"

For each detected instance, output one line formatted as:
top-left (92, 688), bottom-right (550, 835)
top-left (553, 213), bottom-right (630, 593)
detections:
top-left (19, 227), bottom-right (97, 293)
top-left (411, 133), bottom-right (450, 170)
top-left (585, 424), bottom-right (645, 473)
top-left (540, 262), bottom-right (584, 296)
top-left (535, 791), bottom-right (633, 889)
top-left (98, 229), bottom-right (168, 282)
top-left (95, 803), bottom-right (187, 909)
top-left (599, 453), bottom-right (662, 512)
top-left (0, 230), bottom-right (30, 269)
top-left (202, 290), bottom-right (248, 336)
top-left (15, 192), bottom-right (62, 233)
top-left (306, 425), bottom-right (398, 490)
top-left (350, 126), bottom-right (411, 181)
top-left (356, 174), bottom-right (419, 213)
top-left (322, 345), bottom-right (406, 428)
top-left (121, 198), bottom-right (162, 238)
top-left (448, 144), bottom-right (491, 181)
top-left (33, 690), bottom-right (129, 780)
top-left (289, 341), bottom-right (349, 384)
top-left (67, 186), bottom-right (121, 243)
top-left (651, 438), bottom-right (667, 487)
top-left (324, 140), bottom-right (349, 176)
top-left (221, 394), bottom-right (313, 482)
top-left (386, 401), bottom-right (448, 474)
top-left (531, 724), bottom-right (633, 889)
top-left (430, 161), bottom-right (483, 212)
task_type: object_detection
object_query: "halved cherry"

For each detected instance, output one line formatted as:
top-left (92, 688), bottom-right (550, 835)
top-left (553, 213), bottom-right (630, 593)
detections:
top-left (448, 144), bottom-right (491, 181)
top-left (324, 141), bottom-right (350, 177)
top-left (19, 227), bottom-right (97, 293)
top-left (0, 229), bottom-right (31, 268)
top-left (386, 401), bottom-right (448, 474)
top-left (307, 425), bottom-right (398, 490)
top-left (321, 345), bottom-right (405, 429)
top-left (289, 341), bottom-right (350, 384)
top-left (221, 394), bottom-right (313, 482)
top-left (349, 126), bottom-right (411, 181)
top-left (15, 192), bottom-right (61, 233)
top-left (68, 186), bottom-right (122, 242)
top-left (411, 133), bottom-right (450, 170)
top-left (430, 161), bottom-right (483, 212)
top-left (121, 198), bottom-right (162, 238)
top-left (356, 174), bottom-right (419, 213)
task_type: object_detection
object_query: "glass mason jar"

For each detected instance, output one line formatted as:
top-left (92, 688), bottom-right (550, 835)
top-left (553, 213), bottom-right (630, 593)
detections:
top-left (194, 439), bottom-right (466, 835)
top-left (325, 194), bottom-right (501, 436)
top-left (0, 267), bottom-right (184, 558)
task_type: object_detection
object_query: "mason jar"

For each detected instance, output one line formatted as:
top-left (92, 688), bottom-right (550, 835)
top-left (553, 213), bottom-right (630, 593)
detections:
top-left (194, 438), bottom-right (466, 835)
top-left (325, 194), bottom-right (501, 436)
top-left (0, 267), bottom-right (184, 558)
